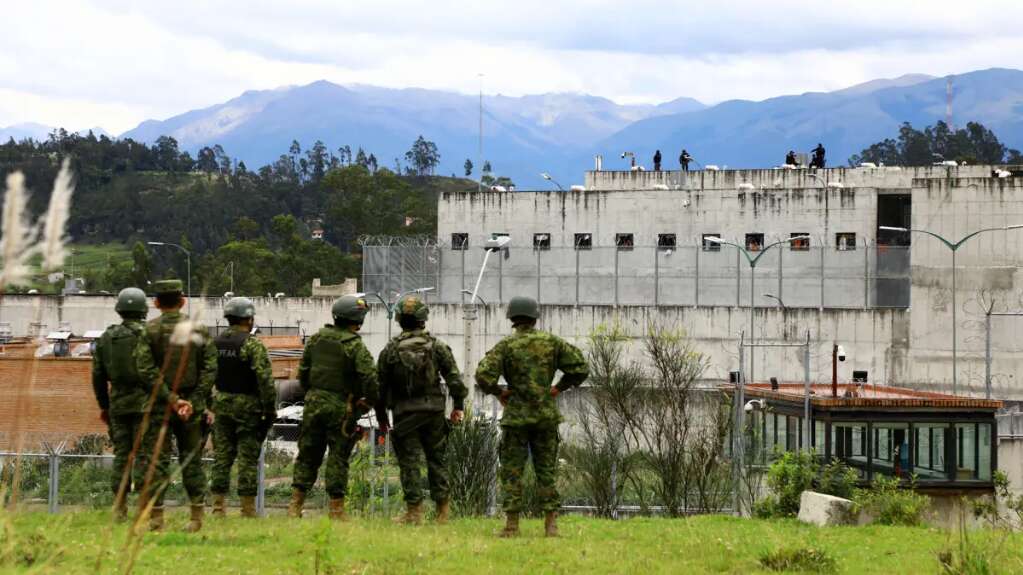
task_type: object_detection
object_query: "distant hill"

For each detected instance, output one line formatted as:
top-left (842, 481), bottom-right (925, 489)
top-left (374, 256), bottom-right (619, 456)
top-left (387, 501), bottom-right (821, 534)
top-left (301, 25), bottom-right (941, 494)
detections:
top-left (597, 68), bottom-right (1023, 170)
top-left (0, 123), bottom-right (111, 142)
top-left (120, 82), bottom-right (705, 189)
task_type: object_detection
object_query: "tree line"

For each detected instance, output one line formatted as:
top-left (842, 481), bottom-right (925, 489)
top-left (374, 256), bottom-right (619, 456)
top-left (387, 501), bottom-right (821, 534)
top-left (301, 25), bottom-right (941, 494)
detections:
top-left (848, 121), bottom-right (1023, 167)
top-left (0, 130), bottom-right (473, 295)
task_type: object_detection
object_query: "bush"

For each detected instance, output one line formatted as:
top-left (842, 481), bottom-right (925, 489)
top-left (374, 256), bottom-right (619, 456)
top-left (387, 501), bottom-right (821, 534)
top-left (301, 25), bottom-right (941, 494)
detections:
top-left (817, 459), bottom-right (858, 500)
top-left (854, 475), bottom-right (929, 526)
top-left (759, 547), bottom-right (837, 573)
top-left (445, 409), bottom-right (499, 517)
top-left (758, 450), bottom-right (817, 518)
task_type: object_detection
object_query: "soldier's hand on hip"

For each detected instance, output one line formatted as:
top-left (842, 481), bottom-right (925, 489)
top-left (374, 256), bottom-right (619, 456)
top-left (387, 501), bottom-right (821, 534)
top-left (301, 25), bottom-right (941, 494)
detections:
top-left (450, 410), bottom-right (464, 424)
top-left (499, 389), bottom-right (511, 407)
top-left (549, 387), bottom-right (561, 398)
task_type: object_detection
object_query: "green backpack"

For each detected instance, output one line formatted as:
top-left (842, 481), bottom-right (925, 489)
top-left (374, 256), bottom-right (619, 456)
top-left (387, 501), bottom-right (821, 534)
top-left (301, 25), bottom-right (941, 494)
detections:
top-left (104, 323), bottom-right (144, 390)
top-left (394, 333), bottom-right (440, 399)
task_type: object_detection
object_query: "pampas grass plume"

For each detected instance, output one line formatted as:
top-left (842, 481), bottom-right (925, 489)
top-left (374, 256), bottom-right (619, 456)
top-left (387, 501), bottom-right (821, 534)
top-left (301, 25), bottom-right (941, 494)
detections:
top-left (40, 158), bottom-right (74, 272)
top-left (0, 171), bottom-right (37, 287)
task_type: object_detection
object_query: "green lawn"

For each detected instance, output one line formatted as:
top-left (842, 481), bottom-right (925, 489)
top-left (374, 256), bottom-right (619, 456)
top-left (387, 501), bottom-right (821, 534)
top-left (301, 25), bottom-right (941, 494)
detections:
top-left (3, 510), bottom-right (1022, 574)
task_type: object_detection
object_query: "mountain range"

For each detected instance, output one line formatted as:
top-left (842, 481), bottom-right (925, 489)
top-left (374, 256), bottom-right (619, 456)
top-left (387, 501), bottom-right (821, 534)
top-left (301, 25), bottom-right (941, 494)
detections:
top-left (11, 68), bottom-right (1023, 189)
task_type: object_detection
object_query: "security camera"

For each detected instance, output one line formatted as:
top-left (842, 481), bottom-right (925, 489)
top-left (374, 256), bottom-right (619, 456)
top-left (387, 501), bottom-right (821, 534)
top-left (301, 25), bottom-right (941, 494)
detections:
top-left (837, 345), bottom-right (846, 362)
top-left (744, 399), bottom-right (766, 413)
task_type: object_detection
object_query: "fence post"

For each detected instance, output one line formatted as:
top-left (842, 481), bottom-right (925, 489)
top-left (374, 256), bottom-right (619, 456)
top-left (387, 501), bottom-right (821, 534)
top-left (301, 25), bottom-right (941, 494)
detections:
top-left (611, 459), bottom-right (619, 520)
top-left (536, 248), bottom-right (541, 303)
top-left (48, 451), bottom-right (60, 514)
top-left (863, 239), bottom-right (870, 309)
top-left (778, 243), bottom-right (784, 304)
top-left (436, 247), bottom-right (443, 303)
top-left (986, 311), bottom-right (993, 400)
top-left (256, 442), bottom-right (266, 517)
top-left (654, 246), bottom-right (660, 306)
top-left (575, 246), bottom-right (580, 305)
top-left (383, 432), bottom-right (391, 516)
top-left (614, 247), bottom-right (620, 307)
top-left (736, 248), bottom-right (741, 307)
top-left (369, 427), bottom-right (376, 515)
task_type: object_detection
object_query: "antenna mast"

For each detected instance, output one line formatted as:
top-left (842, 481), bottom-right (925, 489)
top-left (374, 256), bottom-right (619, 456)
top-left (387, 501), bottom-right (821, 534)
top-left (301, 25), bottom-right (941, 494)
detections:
top-left (946, 76), bottom-right (954, 129)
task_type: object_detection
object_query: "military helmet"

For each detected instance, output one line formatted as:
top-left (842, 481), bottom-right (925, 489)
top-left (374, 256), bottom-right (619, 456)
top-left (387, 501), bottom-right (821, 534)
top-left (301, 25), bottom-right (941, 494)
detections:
top-left (332, 294), bottom-right (369, 323)
top-left (152, 279), bottom-right (184, 295)
top-left (394, 294), bottom-right (428, 322)
top-left (506, 295), bottom-right (539, 320)
top-left (223, 297), bottom-right (256, 319)
top-left (115, 287), bottom-right (148, 315)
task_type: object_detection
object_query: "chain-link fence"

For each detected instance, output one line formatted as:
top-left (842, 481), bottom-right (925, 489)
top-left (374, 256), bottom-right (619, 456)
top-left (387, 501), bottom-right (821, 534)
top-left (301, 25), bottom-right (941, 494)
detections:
top-left (363, 239), bottom-right (910, 309)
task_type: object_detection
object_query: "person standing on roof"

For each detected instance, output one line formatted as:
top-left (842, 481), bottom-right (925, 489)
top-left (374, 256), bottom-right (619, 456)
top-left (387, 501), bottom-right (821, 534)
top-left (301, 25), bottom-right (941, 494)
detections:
top-left (679, 149), bottom-right (693, 171)
top-left (653, 150), bottom-right (662, 171)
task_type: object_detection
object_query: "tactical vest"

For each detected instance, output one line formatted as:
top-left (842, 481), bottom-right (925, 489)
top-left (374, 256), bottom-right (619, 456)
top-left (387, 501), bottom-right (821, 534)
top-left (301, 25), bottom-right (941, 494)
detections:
top-left (104, 323), bottom-right (145, 390)
top-left (215, 330), bottom-right (258, 395)
top-left (147, 314), bottom-right (203, 392)
top-left (387, 331), bottom-right (444, 415)
top-left (306, 326), bottom-right (358, 394)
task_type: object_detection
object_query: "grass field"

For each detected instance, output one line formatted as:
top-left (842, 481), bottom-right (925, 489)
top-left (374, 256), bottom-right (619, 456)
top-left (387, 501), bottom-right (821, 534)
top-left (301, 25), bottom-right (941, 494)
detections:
top-left (4, 510), bottom-right (1023, 574)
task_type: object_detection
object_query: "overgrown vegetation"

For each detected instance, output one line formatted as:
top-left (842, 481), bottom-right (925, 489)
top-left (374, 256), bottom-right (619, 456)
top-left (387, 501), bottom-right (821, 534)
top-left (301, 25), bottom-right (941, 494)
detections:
top-left (759, 546), bottom-right (837, 573)
top-left (854, 475), bottom-right (930, 526)
top-left (444, 408), bottom-right (499, 517)
top-left (754, 451), bottom-right (859, 519)
top-left (849, 120), bottom-right (1022, 167)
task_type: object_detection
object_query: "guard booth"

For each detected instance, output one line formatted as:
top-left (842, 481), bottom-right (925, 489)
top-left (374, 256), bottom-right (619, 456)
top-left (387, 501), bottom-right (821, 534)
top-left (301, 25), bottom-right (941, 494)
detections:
top-left (734, 382), bottom-right (1002, 492)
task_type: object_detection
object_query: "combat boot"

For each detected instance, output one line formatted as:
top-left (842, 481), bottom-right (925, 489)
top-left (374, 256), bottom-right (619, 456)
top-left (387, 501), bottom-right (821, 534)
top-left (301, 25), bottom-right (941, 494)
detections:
top-left (544, 511), bottom-right (559, 538)
top-left (287, 489), bottom-right (305, 518)
top-left (240, 496), bottom-right (257, 518)
top-left (212, 494), bottom-right (227, 518)
top-left (328, 497), bottom-right (348, 521)
top-left (435, 499), bottom-right (450, 525)
top-left (498, 512), bottom-right (519, 538)
top-left (149, 506), bottom-right (165, 532)
top-left (183, 504), bottom-right (204, 533)
top-left (398, 501), bottom-right (423, 525)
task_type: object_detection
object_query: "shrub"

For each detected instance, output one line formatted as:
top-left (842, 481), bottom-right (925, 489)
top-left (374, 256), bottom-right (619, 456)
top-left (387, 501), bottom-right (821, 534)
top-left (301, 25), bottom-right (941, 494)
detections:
top-left (817, 459), bottom-right (858, 500)
top-left (759, 547), bottom-right (837, 573)
top-left (445, 409), bottom-right (499, 517)
top-left (854, 475), bottom-right (929, 526)
top-left (759, 450), bottom-right (817, 517)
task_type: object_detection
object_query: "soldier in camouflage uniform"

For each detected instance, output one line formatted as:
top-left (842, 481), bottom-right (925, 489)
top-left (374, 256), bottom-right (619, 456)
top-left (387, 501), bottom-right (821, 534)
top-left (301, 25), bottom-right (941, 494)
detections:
top-left (143, 279), bottom-right (217, 532)
top-left (210, 297), bottom-right (277, 518)
top-left (289, 295), bottom-right (378, 520)
top-left (476, 295), bottom-right (589, 538)
top-left (91, 288), bottom-right (192, 528)
top-left (375, 295), bottom-right (466, 525)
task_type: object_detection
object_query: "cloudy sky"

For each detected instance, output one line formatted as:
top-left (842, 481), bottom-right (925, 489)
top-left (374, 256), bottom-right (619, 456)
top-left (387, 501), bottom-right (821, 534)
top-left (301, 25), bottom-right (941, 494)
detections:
top-left (2, 0), bottom-right (1022, 134)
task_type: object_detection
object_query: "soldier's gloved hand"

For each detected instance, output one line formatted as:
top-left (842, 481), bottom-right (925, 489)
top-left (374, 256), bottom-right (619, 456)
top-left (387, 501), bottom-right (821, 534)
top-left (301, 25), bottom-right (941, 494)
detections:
top-left (549, 387), bottom-right (561, 398)
top-left (499, 389), bottom-right (511, 407)
top-left (205, 410), bottom-right (215, 425)
top-left (175, 399), bottom-right (194, 420)
top-left (99, 410), bottom-right (110, 425)
top-left (450, 410), bottom-right (464, 424)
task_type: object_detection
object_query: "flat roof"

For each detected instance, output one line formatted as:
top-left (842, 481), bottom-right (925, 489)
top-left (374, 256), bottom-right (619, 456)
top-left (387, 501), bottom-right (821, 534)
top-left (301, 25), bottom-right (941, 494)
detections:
top-left (733, 382), bottom-right (1003, 410)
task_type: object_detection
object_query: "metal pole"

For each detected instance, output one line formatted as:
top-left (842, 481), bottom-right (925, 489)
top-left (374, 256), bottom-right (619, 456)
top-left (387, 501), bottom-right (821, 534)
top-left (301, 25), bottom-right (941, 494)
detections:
top-left (750, 265), bottom-right (755, 386)
top-left (48, 453), bottom-right (60, 514)
top-left (819, 244), bottom-right (825, 311)
top-left (614, 247), bottom-right (620, 307)
top-left (256, 442), bottom-right (266, 516)
top-left (536, 248), bottom-right (541, 303)
top-left (734, 332), bottom-right (745, 516)
top-left (369, 427), bottom-right (376, 515)
top-left (384, 432), bottom-right (391, 515)
top-left (611, 459), bottom-right (619, 520)
top-left (735, 249), bottom-right (741, 307)
top-left (804, 332), bottom-right (811, 451)
top-left (952, 248), bottom-right (958, 395)
top-left (985, 310), bottom-right (992, 399)
top-left (575, 244), bottom-right (580, 305)
top-left (832, 343), bottom-right (838, 398)
top-left (460, 240), bottom-right (466, 304)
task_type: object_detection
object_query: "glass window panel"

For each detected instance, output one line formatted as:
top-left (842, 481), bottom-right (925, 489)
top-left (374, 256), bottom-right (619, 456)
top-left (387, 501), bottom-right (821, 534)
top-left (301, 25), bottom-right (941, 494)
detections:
top-left (978, 424), bottom-right (992, 481)
top-left (955, 424), bottom-right (987, 481)
top-left (913, 424), bottom-right (947, 481)
top-left (871, 423), bottom-right (909, 479)
top-left (774, 414), bottom-right (787, 454)
top-left (814, 420), bottom-right (825, 453)
top-left (831, 422), bottom-right (867, 478)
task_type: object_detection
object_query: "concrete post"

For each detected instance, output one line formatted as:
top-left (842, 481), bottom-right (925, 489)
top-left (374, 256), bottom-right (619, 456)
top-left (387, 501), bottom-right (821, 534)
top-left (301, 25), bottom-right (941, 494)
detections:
top-left (256, 442), bottom-right (266, 516)
top-left (47, 453), bottom-right (60, 514)
top-left (819, 245), bottom-right (825, 311)
top-left (654, 246), bottom-right (660, 306)
top-left (694, 244), bottom-right (700, 307)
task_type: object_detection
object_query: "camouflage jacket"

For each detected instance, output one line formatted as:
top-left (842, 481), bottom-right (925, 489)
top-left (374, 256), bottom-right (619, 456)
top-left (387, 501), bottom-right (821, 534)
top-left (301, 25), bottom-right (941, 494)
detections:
top-left (212, 326), bottom-right (277, 419)
top-left (299, 325), bottom-right (378, 413)
top-left (375, 328), bottom-right (466, 426)
top-left (144, 311), bottom-right (217, 413)
top-left (475, 325), bottom-right (589, 428)
top-left (91, 319), bottom-right (176, 416)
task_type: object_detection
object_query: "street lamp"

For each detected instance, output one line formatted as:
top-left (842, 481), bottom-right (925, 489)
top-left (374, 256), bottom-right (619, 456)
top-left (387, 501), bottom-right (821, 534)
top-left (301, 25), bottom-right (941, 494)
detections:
top-left (463, 235), bottom-right (511, 404)
top-left (540, 172), bottom-right (565, 191)
top-left (879, 224), bottom-right (1023, 395)
top-left (808, 173), bottom-right (844, 188)
top-left (763, 293), bottom-right (786, 309)
top-left (147, 241), bottom-right (191, 316)
top-left (370, 286), bottom-right (436, 340)
top-left (706, 235), bottom-right (809, 386)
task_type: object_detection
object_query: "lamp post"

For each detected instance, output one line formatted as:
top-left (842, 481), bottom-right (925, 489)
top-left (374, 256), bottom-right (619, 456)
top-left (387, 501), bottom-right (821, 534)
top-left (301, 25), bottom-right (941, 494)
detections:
top-left (463, 236), bottom-right (511, 402)
top-left (880, 224), bottom-right (1023, 395)
top-left (706, 235), bottom-right (809, 386)
top-left (541, 172), bottom-right (565, 191)
top-left (763, 293), bottom-right (785, 309)
top-left (147, 241), bottom-right (191, 316)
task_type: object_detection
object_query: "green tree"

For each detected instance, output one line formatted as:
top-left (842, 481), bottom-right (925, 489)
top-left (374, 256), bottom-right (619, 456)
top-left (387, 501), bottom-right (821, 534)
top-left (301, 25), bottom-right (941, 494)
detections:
top-left (404, 135), bottom-right (441, 176)
top-left (231, 216), bottom-right (260, 241)
top-left (130, 241), bottom-right (152, 288)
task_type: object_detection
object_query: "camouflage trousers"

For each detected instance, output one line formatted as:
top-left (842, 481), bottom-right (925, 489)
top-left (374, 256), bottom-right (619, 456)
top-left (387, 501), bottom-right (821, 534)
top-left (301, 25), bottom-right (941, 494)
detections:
top-left (391, 411), bottom-right (450, 505)
top-left (170, 411), bottom-right (207, 504)
top-left (291, 399), bottom-right (359, 498)
top-left (211, 399), bottom-right (265, 497)
top-left (499, 425), bottom-right (560, 514)
top-left (108, 412), bottom-right (171, 505)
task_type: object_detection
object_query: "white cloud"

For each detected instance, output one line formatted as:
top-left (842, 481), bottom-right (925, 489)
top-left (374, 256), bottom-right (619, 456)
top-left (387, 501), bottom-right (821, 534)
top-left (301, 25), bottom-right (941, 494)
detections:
top-left (1, 0), bottom-right (1022, 133)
